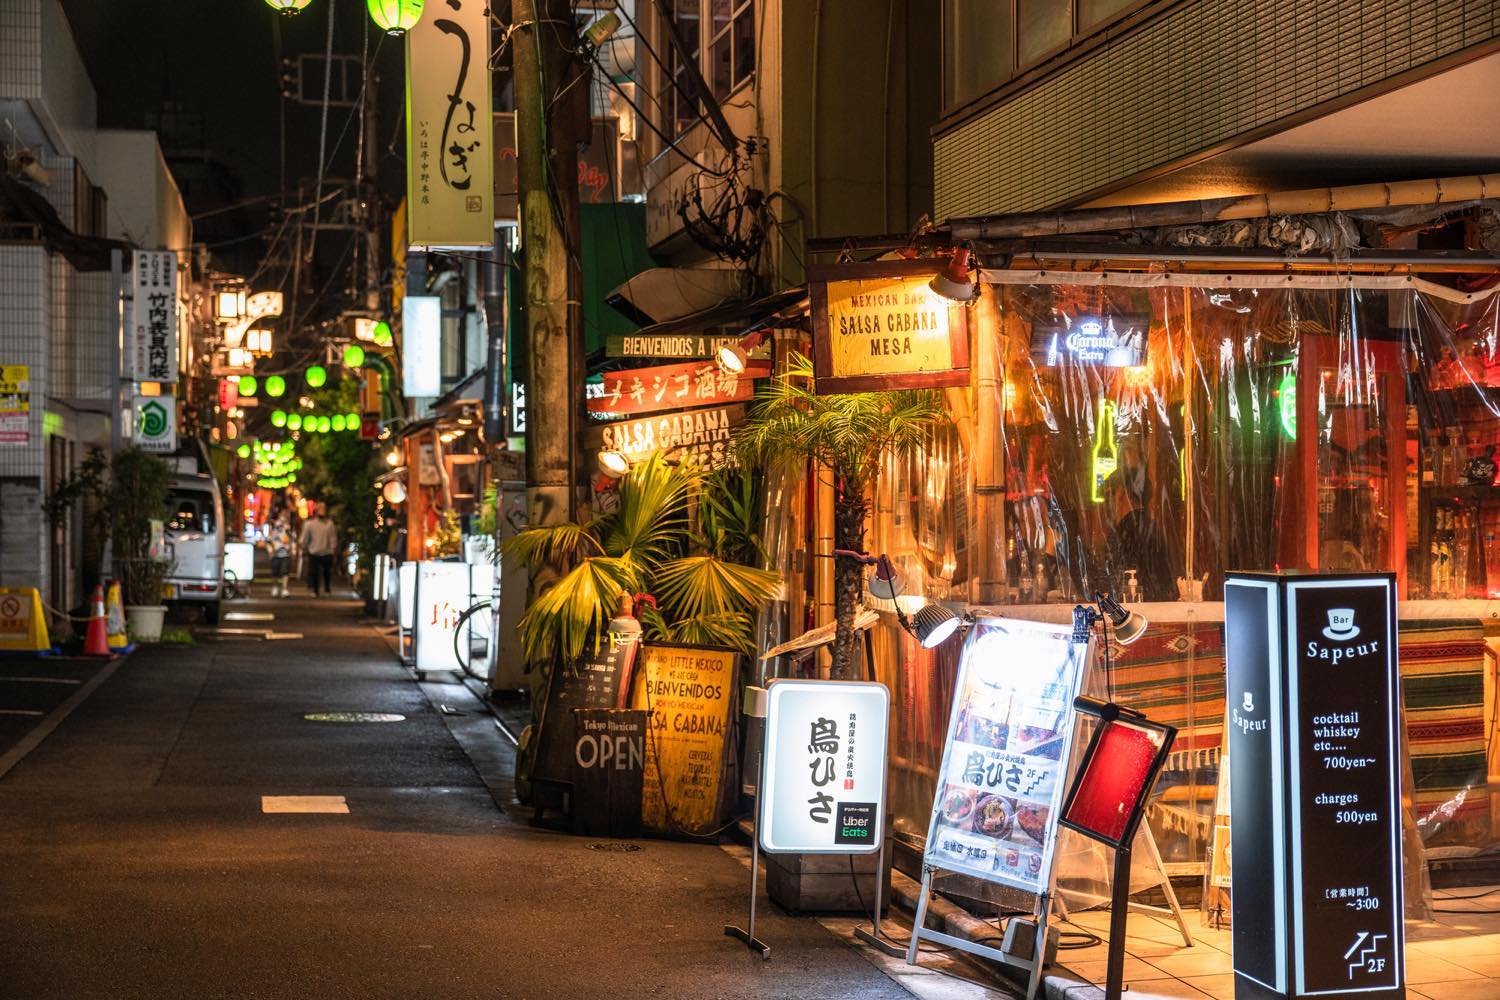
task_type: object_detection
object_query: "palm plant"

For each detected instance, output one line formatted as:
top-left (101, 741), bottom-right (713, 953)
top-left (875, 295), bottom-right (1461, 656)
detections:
top-left (502, 453), bottom-right (781, 663)
top-left (739, 351), bottom-right (948, 679)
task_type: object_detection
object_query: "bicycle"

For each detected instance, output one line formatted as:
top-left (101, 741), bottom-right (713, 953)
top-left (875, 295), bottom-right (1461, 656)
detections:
top-left (451, 599), bottom-right (495, 680)
top-left (222, 568), bottom-right (244, 601)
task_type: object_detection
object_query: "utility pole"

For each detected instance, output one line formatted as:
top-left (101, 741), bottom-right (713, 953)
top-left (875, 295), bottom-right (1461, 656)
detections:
top-left (512, 0), bottom-right (587, 539)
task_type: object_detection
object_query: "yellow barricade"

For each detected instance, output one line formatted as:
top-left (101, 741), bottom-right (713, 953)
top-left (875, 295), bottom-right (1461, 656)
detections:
top-left (0, 587), bottom-right (51, 653)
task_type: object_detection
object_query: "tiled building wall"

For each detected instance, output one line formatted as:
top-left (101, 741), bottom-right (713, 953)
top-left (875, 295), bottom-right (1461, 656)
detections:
top-left (0, 0), bottom-right (42, 99)
top-left (933, 0), bottom-right (1500, 218)
top-left (0, 244), bottom-right (50, 592)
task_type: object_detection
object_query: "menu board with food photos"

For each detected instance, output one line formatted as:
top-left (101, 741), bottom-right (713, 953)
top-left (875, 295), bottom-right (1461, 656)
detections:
top-left (921, 617), bottom-right (1090, 895)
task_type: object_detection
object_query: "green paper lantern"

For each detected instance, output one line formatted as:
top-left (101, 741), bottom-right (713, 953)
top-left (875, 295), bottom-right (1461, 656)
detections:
top-left (343, 344), bottom-right (366, 368)
top-left (316, 416), bottom-right (332, 433)
top-left (238, 375), bottom-right (258, 397)
top-left (288, 473), bottom-right (297, 483)
top-left (265, 375), bottom-right (286, 398)
top-left (265, 0), bottom-right (313, 15)
top-left (371, 321), bottom-right (392, 346)
top-left (347, 412), bottom-right (361, 430)
top-left (236, 444), bottom-right (251, 459)
top-left (305, 365), bottom-right (327, 389)
top-left (367, 0), bottom-right (423, 35)
top-left (287, 414), bottom-right (303, 431)
top-left (271, 410), bottom-right (287, 428)
top-left (331, 414), bottom-right (347, 432)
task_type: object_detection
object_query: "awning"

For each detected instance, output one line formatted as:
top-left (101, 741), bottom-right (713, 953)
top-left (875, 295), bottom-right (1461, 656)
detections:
top-left (0, 172), bottom-right (133, 272)
top-left (430, 367), bottom-right (486, 412)
top-left (613, 286), bottom-right (808, 340)
top-left (760, 610), bottom-right (880, 660)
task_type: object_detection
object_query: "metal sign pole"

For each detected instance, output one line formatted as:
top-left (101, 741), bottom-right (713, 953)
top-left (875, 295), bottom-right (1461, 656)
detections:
top-left (854, 831), bottom-right (903, 957)
top-left (1105, 844), bottom-right (1133, 999)
top-left (725, 695), bottom-right (770, 959)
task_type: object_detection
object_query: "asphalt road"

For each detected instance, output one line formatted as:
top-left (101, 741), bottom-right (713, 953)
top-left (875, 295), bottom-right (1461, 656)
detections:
top-left (0, 595), bottom-right (916, 1000)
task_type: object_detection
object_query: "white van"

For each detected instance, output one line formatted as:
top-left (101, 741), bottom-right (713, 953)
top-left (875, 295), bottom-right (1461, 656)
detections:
top-left (164, 473), bottom-right (225, 624)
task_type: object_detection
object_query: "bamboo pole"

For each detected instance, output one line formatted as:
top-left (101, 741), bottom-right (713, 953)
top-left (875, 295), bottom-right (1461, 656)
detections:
top-left (972, 284), bottom-right (1006, 603)
top-left (950, 173), bottom-right (1500, 241)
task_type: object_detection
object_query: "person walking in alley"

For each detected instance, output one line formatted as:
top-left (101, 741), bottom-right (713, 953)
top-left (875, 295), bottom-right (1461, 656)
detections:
top-left (264, 516), bottom-right (296, 597)
top-left (299, 502), bottom-right (338, 597)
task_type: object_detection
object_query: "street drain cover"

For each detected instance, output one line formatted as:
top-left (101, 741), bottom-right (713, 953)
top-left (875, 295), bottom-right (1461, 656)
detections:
top-left (588, 843), bottom-right (642, 853)
top-left (303, 712), bottom-right (407, 723)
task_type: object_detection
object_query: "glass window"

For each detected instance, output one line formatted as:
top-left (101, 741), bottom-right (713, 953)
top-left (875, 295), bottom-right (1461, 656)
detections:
top-left (708, 0), bottom-right (754, 101)
top-left (670, 0), bottom-right (701, 134)
top-left (1017, 0), bottom-right (1071, 66)
top-left (167, 491), bottom-right (216, 535)
top-left (943, 0), bottom-right (1013, 110)
top-left (1079, 0), bottom-right (1136, 29)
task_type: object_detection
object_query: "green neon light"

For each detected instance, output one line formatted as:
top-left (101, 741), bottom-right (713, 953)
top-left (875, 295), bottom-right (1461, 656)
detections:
top-left (1091, 397), bottom-right (1119, 503)
top-left (1278, 369), bottom-right (1297, 440)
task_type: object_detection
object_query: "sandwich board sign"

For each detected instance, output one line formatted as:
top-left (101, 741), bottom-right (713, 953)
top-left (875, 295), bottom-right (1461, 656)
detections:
top-left (1224, 572), bottom-right (1404, 1000)
top-left (758, 679), bottom-right (890, 854)
top-left (904, 616), bottom-right (1091, 995)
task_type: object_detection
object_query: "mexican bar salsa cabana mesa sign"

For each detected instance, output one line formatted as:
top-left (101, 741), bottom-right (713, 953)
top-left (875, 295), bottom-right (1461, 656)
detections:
top-left (809, 260), bottom-right (970, 394)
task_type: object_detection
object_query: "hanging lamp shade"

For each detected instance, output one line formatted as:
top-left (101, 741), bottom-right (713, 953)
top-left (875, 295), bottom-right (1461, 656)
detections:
top-left (287, 414), bottom-right (303, 431)
top-left (265, 375), bottom-right (286, 398)
top-left (305, 365), bottom-right (327, 388)
top-left (371, 321), bottom-right (393, 346)
top-left (265, 0), bottom-right (314, 15)
top-left (271, 409), bottom-right (287, 428)
top-left (346, 411), bottom-right (361, 429)
top-left (236, 444), bottom-right (251, 459)
top-left (331, 414), bottom-right (347, 432)
top-left (238, 375), bottom-right (258, 397)
top-left (316, 416), bottom-right (332, 433)
top-left (366, 0), bottom-right (424, 35)
top-left (343, 344), bottom-right (366, 368)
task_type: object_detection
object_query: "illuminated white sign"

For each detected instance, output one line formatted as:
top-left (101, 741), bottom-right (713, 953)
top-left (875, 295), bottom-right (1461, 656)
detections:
top-left (759, 679), bottom-right (890, 855)
top-left (224, 291), bottom-right (284, 349)
top-left (403, 296), bottom-right (442, 398)
top-left (224, 541), bottom-right (255, 582)
top-left (413, 560), bottom-right (471, 672)
top-left (398, 560), bottom-right (417, 631)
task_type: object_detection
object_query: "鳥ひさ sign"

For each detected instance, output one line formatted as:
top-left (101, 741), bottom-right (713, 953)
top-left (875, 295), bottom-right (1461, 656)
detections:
top-left (759, 679), bottom-right (890, 854)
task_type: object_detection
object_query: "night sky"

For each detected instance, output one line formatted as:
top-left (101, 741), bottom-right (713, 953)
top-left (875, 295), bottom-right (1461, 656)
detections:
top-left (61, 1), bottom-right (408, 247)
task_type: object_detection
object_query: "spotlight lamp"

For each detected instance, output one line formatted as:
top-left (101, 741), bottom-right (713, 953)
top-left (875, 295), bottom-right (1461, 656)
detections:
top-left (716, 343), bottom-right (748, 376)
top-left (929, 246), bottom-right (979, 305)
top-left (385, 447), bottom-right (402, 467)
top-left (911, 603), bottom-right (964, 649)
top-left (597, 450), bottom-right (630, 478)
top-left (1074, 592), bottom-right (1149, 646)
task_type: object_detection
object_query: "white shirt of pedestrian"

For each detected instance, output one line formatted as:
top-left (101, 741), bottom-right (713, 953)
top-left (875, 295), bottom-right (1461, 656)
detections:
top-left (300, 518), bottom-right (338, 556)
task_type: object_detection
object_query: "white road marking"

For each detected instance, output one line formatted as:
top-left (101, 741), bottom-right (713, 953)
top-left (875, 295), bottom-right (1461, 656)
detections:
top-left (0, 677), bottom-right (84, 685)
top-left (224, 612), bottom-right (275, 622)
top-left (0, 659), bottom-right (123, 779)
top-left (0, 709), bottom-right (45, 716)
top-left (261, 795), bottom-right (349, 814)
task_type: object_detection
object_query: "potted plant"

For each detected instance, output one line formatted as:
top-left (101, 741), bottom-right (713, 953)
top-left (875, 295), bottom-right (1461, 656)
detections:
top-left (110, 447), bottom-right (174, 642)
top-left (739, 351), bottom-right (948, 678)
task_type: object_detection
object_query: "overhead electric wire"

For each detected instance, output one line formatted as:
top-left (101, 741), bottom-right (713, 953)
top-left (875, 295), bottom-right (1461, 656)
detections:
top-left (588, 50), bottom-right (733, 178)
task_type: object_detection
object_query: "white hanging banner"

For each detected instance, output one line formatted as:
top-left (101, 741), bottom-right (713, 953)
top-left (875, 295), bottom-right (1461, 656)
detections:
top-left (759, 679), bottom-right (890, 855)
top-left (132, 251), bottom-right (178, 383)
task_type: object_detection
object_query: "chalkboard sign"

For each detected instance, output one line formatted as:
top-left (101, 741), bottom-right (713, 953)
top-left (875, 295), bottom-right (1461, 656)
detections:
top-left (532, 638), bottom-right (640, 787)
top-left (1225, 572), bottom-right (1404, 1000)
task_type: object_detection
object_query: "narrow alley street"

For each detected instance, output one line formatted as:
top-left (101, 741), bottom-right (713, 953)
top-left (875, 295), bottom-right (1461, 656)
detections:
top-left (0, 598), bottom-right (920, 1000)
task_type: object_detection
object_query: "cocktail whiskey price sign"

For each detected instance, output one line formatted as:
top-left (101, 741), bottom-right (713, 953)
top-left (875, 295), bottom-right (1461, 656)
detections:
top-left (1224, 573), bottom-right (1404, 1000)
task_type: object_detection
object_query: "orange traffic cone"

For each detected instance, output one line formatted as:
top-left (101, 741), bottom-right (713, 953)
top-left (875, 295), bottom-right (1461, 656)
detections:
top-left (83, 584), bottom-right (111, 657)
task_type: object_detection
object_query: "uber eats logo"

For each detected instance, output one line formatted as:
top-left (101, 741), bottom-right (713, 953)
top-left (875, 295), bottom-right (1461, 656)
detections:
top-left (138, 400), bottom-right (168, 439)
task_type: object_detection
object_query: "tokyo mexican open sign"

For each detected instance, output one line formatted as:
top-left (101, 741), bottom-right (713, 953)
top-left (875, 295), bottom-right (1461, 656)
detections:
top-left (809, 260), bottom-right (970, 395)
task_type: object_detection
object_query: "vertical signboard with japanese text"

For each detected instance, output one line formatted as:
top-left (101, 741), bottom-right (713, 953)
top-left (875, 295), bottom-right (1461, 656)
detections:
top-left (921, 618), bottom-right (1088, 895)
top-left (405, 1), bottom-right (493, 247)
top-left (0, 365), bottom-right (30, 445)
top-left (413, 560), bottom-right (472, 672)
top-left (132, 394), bottom-right (176, 453)
top-left (759, 679), bottom-right (890, 854)
top-left (1225, 572), bottom-right (1404, 1000)
top-left (132, 251), bottom-right (178, 383)
top-left (403, 296), bottom-right (442, 398)
top-left (629, 644), bottom-right (738, 836)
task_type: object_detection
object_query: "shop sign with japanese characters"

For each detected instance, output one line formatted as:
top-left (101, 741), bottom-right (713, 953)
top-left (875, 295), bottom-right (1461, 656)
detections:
top-left (584, 403), bottom-right (746, 468)
top-left (0, 365), bottom-right (30, 445)
top-left (405, 1), bottom-right (493, 247)
top-left (629, 644), bottom-right (738, 835)
top-left (922, 618), bottom-right (1088, 894)
top-left (412, 561), bottom-right (472, 672)
top-left (810, 261), bottom-right (969, 394)
top-left (759, 679), bottom-right (890, 854)
top-left (588, 359), bottom-right (770, 418)
top-left (132, 251), bottom-right (178, 383)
